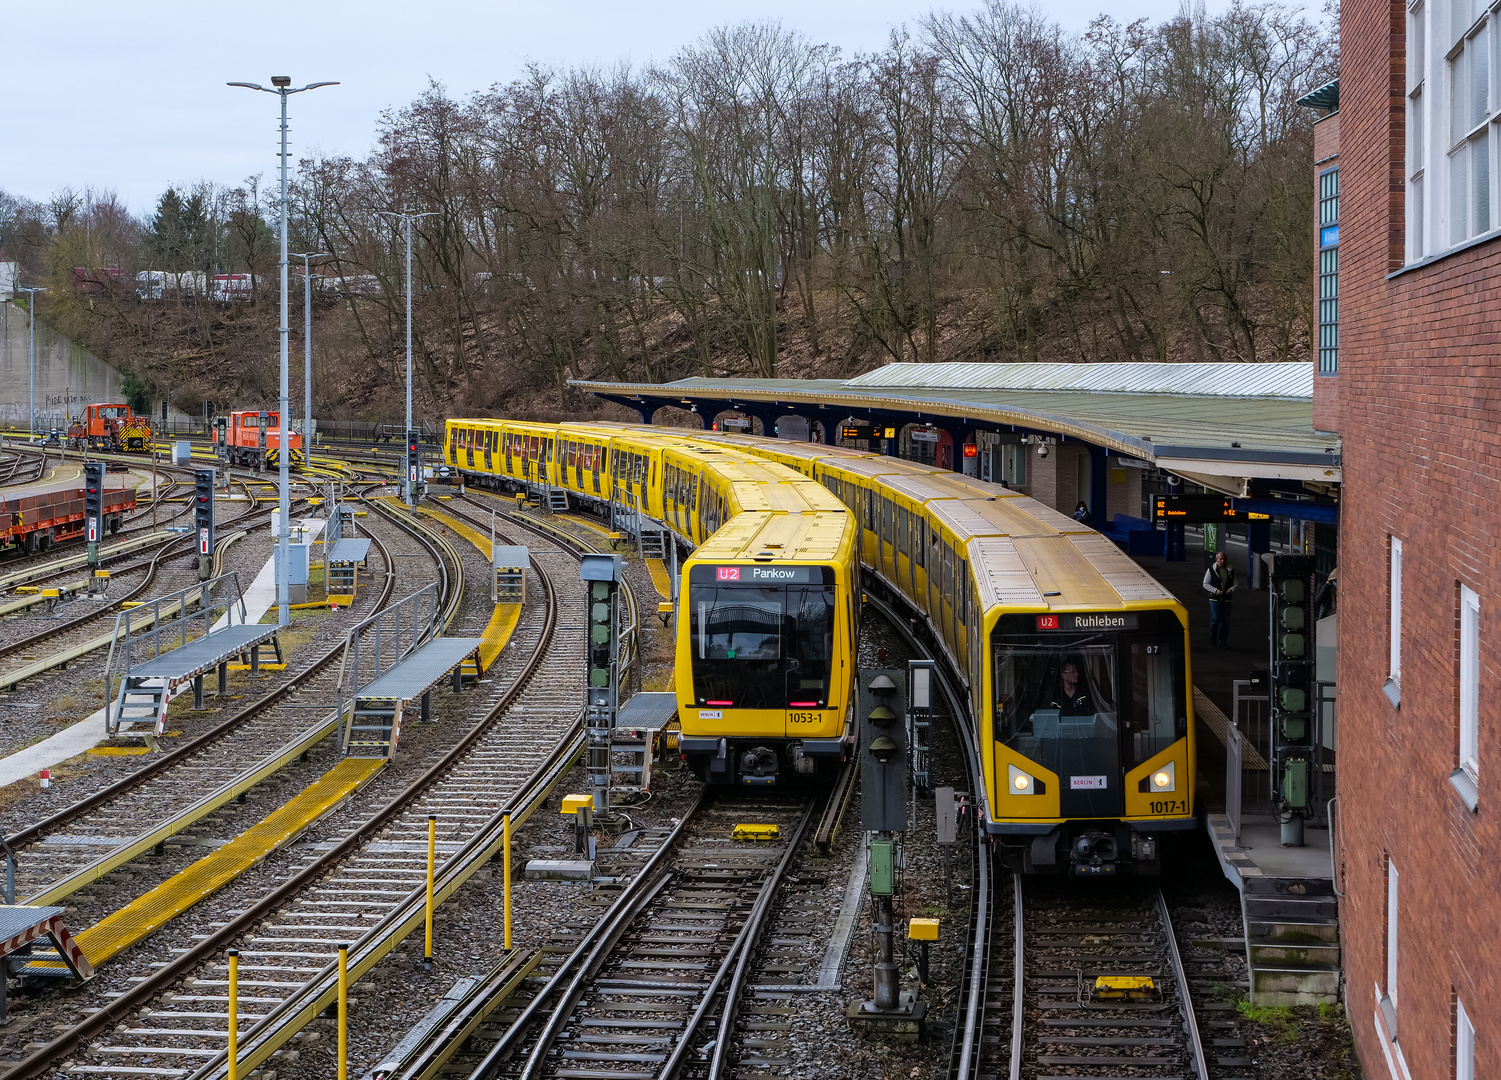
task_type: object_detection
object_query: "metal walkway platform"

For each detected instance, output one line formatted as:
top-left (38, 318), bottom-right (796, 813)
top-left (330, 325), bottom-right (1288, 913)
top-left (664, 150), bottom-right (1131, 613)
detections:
top-left (125, 624), bottom-right (282, 684)
top-left (356, 637), bottom-right (482, 701)
top-left (326, 537), bottom-right (371, 564)
top-left (105, 572), bottom-right (281, 739)
top-left (336, 584), bottom-right (482, 759)
top-left (24, 756), bottom-right (385, 974)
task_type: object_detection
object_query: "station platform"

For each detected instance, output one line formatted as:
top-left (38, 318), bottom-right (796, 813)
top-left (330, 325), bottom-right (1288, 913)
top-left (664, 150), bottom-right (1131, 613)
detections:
top-left (25, 756), bottom-right (385, 973)
top-left (1131, 548), bottom-right (1341, 1006)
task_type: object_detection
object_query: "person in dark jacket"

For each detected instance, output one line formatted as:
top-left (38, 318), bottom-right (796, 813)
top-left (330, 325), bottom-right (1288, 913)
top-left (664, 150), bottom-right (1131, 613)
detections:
top-left (1072, 501), bottom-right (1092, 525)
top-left (1202, 550), bottom-right (1237, 647)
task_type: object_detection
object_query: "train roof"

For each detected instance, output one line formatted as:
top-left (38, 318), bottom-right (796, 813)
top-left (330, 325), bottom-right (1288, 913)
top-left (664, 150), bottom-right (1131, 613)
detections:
top-left (691, 509), bottom-right (852, 563)
top-left (970, 533), bottom-right (1176, 611)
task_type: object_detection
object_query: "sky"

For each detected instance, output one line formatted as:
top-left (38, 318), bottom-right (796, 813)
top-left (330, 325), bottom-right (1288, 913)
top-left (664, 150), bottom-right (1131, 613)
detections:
top-left (4, 0), bottom-right (1242, 217)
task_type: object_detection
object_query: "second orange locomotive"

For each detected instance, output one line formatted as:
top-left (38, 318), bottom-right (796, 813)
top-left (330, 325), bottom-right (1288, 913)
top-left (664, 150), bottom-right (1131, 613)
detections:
top-left (218, 410), bottom-right (305, 471)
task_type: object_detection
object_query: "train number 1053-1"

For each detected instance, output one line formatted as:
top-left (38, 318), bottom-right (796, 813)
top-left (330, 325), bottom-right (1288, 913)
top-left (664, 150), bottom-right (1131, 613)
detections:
top-left (1148, 799), bottom-right (1188, 815)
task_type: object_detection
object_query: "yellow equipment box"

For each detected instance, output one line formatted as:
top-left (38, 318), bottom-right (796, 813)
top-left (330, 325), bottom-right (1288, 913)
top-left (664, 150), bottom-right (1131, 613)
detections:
top-left (908, 918), bottom-right (940, 941)
top-left (561, 794), bottom-right (593, 815)
top-left (732, 824), bottom-right (780, 842)
top-left (1091, 975), bottom-right (1159, 1001)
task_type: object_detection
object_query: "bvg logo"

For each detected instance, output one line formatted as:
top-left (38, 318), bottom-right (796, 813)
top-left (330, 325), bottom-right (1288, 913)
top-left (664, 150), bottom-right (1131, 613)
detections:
top-left (716, 567), bottom-right (741, 581)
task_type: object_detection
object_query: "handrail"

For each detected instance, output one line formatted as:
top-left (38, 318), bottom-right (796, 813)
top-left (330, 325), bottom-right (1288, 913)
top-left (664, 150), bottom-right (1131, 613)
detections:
top-left (333, 582), bottom-right (440, 726)
top-left (102, 569), bottom-right (245, 732)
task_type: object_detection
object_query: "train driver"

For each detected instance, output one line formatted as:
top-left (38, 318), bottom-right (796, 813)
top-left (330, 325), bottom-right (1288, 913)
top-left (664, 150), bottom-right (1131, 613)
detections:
top-left (1051, 659), bottom-right (1095, 717)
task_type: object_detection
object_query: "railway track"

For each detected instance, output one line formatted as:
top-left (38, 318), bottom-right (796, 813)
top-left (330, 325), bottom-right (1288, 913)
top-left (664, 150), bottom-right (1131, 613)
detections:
top-left (0, 445), bottom-right (50, 486)
top-left (8, 498), bottom-right (606, 1079)
top-left (380, 794), bottom-right (815, 1080)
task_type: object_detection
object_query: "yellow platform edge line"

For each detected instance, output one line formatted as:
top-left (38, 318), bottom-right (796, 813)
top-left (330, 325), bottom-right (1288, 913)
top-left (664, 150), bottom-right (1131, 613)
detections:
top-left (645, 558), bottom-right (672, 601)
top-left (61, 756), bottom-right (384, 969)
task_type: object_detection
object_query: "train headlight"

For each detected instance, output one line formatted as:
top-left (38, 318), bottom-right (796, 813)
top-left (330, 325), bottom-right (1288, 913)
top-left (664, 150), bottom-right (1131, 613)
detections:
top-left (1007, 764), bottom-right (1035, 795)
top-left (1150, 762), bottom-right (1176, 792)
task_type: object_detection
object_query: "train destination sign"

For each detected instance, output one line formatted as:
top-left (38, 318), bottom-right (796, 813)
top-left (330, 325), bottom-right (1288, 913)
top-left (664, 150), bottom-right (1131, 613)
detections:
top-left (691, 565), bottom-right (827, 584)
top-left (1035, 613), bottom-right (1140, 631)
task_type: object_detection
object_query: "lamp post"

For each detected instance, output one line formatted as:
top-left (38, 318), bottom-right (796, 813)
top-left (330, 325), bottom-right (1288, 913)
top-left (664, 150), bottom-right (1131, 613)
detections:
top-left (229, 76), bottom-right (338, 628)
top-left (17, 287), bottom-right (46, 439)
top-left (290, 251), bottom-right (330, 444)
top-left (377, 210), bottom-right (435, 506)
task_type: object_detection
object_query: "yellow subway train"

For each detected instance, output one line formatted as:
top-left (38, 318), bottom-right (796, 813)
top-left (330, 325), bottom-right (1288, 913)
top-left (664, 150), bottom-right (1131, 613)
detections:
top-left (444, 419), bottom-right (1195, 875)
top-left (446, 418), bottom-right (861, 783)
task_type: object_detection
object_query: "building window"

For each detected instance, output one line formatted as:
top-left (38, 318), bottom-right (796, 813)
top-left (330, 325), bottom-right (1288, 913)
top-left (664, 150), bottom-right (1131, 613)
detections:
top-left (1386, 538), bottom-right (1403, 706)
top-left (1319, 168), bottom-right (1339, 373)
top-left (1386, 857), bottom-right (1400, 1012)
top-left (1453, 585), bottom-right (1481, 808)
top-left (1407, 0), bottom-right (1501, 260)
top-left (1457, 998), bottom-right (1475, 1080)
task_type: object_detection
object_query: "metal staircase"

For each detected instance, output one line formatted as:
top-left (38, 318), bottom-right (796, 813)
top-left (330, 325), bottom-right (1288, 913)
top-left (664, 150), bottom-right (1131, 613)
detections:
top-left (546, 487), bottom-right (569, 512)
top-left (110, 679), bottom-right (170, 739)
top-left (344, 699), bottom-right (402, 757)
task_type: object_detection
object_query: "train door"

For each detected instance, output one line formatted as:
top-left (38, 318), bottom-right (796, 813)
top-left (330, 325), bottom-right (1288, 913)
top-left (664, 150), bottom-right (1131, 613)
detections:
top-left (483, 429), bottom-right (493, 471)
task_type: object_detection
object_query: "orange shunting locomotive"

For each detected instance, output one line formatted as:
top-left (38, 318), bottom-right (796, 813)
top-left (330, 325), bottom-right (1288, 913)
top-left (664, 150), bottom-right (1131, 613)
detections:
top-left (220, 410), bottom-right (304, 471)
top-left (67, 404), bottom-right (152, 452)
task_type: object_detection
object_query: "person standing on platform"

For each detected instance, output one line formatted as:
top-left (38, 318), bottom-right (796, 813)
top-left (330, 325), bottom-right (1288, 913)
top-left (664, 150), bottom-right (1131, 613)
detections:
top-left (1202, 550), bottom-right (1237, 647)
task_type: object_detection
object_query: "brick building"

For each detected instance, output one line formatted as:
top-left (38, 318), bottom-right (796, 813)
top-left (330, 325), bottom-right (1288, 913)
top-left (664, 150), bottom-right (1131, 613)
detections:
top-left (1335, 0), bottom-right (1498, 1074)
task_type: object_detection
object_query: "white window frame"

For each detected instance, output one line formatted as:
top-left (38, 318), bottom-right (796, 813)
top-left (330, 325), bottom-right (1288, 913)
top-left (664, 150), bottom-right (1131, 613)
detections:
top-left (1457, 998), bottom-right (1475, 1080)
top-left (1461, 586), bottom-right (1480, 777)
top-left (1406, 0), bottom-right (1501, 261)
top-left (1387, 858), bottom-right (1400, 1006)
top-left (1386, 538), bottom-right (1404, 706)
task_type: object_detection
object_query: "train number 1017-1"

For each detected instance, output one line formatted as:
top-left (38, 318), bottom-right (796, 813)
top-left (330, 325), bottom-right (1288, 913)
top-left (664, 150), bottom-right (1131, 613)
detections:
top-left (1149, 799), bottom-right (1188, 815)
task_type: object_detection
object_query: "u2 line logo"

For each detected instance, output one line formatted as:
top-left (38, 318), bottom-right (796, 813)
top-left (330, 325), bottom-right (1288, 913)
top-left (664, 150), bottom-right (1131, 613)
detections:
top-left (716, 567), bottom-right (741, 581)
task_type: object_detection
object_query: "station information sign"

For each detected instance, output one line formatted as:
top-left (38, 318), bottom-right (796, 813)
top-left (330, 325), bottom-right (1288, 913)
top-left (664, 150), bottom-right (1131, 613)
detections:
top-left (1153, 494), bottom-right (1271, 524)
top-left (840, 424), bottom-right (897, 440)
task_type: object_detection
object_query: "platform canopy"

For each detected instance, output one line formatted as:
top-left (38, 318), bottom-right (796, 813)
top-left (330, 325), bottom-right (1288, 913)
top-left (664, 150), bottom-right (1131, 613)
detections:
top-left (571, 361), bottom-right (1340, 493)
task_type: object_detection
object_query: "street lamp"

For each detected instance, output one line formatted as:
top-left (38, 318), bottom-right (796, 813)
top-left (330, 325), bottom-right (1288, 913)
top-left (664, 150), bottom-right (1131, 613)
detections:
top-left (290, 251), bottom-right (330, 443)
top-left (17, 287), bottom-right (46, 439)
top-left (377, 210), bottom-right (436, 506)
top-left (229, 76), bottom-right (339, 629)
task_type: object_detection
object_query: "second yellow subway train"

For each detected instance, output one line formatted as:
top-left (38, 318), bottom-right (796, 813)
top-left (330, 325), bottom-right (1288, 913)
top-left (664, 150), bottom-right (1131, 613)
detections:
top-left (444, 418), bottom-right (1195, 875)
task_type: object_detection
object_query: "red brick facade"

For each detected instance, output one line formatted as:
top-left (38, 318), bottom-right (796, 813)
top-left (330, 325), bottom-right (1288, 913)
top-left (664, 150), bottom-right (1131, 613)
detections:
top-left (1340, 0), bottom-right (1499, 1074)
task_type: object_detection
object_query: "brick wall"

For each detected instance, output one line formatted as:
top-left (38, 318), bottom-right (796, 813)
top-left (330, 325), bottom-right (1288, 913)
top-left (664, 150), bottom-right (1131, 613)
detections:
top-left (1339, 0), bottom-right (1501, 1073)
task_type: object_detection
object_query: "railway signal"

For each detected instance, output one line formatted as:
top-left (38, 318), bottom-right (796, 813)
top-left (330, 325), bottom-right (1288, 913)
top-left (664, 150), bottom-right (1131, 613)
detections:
top-left (406, 429), bottom-right (421, 505)
top-left (1267, 553), bottom-right (1317, 845)
top-left (194, 470), bottom-right (216, 581)
top-left (83, 462), bottom-right (104, 567)
top-left (855, 668), bottom-right (923, 1031)
top-left (581, 554), bottom-right (624, 817)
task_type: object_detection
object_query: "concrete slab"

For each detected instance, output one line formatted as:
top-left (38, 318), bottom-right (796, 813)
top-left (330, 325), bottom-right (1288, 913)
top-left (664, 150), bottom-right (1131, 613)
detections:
top-left (214, 518), bottom-right (325, 631)
top-left (1208, 813), bottom-right (1333, 889)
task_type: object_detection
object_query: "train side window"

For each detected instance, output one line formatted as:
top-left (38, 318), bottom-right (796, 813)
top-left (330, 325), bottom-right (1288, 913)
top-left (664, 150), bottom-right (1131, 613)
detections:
top-left (915, 518), bottom-right (926, 568)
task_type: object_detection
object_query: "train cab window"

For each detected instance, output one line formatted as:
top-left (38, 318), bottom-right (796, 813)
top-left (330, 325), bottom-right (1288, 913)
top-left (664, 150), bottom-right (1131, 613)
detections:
top-left (689, 571), bottom-right (836, 710)
top-left (992, 612), bottom-right (1187, 811)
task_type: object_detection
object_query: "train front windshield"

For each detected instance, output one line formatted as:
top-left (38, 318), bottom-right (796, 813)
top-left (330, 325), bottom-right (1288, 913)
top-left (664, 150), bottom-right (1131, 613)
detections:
top-left (992, 611), bottom-right (1186, 816)
top-left (689, 580), bottom-right (835, 710)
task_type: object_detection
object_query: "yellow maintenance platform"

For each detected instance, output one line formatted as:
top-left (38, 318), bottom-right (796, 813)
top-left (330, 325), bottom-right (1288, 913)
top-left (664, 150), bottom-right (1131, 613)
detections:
top-left (418, 507), bottom-right (525, 672)
top-left (35, 756), bottom-right (383, 971)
